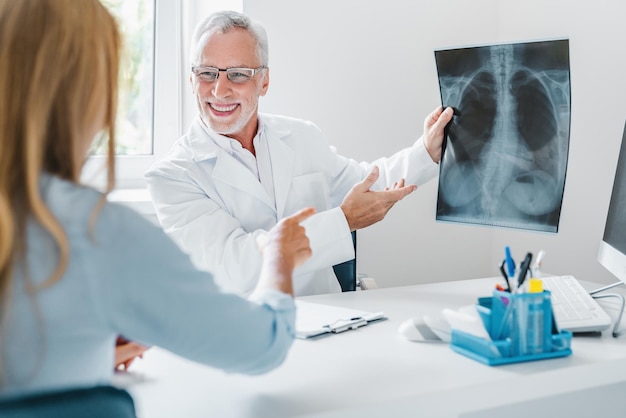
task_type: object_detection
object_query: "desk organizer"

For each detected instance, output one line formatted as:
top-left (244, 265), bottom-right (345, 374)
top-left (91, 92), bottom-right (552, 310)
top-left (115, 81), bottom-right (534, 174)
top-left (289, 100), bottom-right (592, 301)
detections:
top-left (450, 290), bottom-right (572, 366)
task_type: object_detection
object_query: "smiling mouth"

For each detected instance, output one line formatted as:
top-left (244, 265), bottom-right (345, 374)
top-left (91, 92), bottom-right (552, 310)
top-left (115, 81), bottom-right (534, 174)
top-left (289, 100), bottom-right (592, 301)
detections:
top-left (209, 103), bottom-right (238, 113)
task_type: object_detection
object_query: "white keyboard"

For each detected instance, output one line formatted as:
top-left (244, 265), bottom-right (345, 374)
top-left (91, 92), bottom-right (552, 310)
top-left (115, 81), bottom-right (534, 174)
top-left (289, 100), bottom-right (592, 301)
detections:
top-left (541, 275), bottom-right (612, 333)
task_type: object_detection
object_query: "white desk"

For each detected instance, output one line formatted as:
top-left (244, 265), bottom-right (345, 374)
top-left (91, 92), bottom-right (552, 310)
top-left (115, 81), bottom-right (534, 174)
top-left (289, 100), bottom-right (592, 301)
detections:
top-left (117, 278), bottom-right (626, 418)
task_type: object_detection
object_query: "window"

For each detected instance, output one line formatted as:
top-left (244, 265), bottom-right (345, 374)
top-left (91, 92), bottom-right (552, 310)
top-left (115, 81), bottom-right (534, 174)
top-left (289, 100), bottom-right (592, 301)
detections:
top-left (82, 0), bottom-right (181, 189)
top-left (83, 0), bottom-right (243, 193)
top-left (100, 0), bottom-right (155, 155)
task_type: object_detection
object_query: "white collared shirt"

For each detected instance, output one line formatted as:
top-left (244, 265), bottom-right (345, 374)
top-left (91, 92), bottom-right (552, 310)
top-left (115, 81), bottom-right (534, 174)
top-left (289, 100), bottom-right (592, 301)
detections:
top-left (199, 122), bottom-right (276, 208)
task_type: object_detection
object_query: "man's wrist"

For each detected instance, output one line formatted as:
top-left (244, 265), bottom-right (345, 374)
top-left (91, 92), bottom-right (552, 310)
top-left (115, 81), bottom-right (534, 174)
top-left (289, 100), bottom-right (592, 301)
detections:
top-left (339, 205), bottom-right (355, 231)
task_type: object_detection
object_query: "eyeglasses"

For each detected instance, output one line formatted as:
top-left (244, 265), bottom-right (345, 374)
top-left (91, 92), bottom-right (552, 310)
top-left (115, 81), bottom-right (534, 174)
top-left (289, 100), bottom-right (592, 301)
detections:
top-left (191, 65), bottom-right (266, 84)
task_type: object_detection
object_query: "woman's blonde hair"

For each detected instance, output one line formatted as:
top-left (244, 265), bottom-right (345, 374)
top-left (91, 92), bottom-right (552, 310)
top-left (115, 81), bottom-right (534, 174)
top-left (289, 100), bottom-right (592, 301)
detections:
top-left (0, 0), bottom-right (121, 301)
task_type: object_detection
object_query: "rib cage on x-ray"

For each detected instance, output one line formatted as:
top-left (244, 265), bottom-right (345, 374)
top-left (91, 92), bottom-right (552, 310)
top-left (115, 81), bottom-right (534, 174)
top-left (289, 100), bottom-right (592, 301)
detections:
top-left (435, 39), bottom-right (570, 233)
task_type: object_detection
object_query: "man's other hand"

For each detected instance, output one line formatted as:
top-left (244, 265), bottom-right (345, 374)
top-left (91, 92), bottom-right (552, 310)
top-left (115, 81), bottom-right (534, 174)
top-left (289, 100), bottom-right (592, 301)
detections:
top-left (340, 166), bottom-right (416, 231)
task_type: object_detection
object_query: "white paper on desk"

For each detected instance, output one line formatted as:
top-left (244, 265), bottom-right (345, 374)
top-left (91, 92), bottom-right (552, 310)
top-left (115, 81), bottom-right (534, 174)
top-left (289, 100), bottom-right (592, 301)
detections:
top-left (441, 306), bottom-right (492, 340)
top-left (295, 300), bottom-right (384, 339)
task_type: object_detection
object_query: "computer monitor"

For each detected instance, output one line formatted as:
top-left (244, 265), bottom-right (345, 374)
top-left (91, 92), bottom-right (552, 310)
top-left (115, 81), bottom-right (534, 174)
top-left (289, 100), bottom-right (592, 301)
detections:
top-left (597, 120), bottom-right (626, 285)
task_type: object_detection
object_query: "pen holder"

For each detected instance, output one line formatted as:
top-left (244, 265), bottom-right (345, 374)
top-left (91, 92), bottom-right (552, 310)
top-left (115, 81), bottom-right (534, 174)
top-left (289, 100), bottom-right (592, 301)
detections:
top-left (450, 290), bottom-right (572, 366)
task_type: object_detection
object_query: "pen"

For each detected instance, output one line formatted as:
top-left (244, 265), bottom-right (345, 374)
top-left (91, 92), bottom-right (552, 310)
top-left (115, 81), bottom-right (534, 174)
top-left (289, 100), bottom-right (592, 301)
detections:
top-left (498, 260), bottom-right (511, 292)
top-left (532, 249), bottom-right (546, 277)
top-left (504, 246), bottom-right (516, 291)
top-left (517, 252), bottom-right (533, 290)
top-left (504, 246), bottom-right (516, 278)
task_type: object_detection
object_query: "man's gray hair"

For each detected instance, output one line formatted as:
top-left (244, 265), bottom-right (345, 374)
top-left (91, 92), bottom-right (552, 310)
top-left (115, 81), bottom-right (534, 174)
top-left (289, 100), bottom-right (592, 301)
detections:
top-left (190, 10), bottom-right (269, 67)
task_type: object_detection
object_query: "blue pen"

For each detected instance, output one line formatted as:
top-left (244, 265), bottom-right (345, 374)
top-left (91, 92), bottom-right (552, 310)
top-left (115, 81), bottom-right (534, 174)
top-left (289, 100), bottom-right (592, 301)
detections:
top-left (504, 246), bottom-right (516, 278)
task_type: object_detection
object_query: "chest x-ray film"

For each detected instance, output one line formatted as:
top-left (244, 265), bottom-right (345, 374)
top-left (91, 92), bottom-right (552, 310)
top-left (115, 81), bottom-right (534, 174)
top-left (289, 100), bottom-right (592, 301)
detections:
top-left (435, 39), bottom-right (570, 233)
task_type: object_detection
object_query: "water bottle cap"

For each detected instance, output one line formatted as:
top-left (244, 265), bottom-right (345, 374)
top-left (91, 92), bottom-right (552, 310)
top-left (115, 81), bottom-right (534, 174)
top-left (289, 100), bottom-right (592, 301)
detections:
top-left (528, 278), bottom-right (543, 293)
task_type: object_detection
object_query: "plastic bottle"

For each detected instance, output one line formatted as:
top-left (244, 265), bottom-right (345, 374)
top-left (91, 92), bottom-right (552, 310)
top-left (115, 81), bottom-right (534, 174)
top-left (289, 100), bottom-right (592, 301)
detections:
top-left (524, 278), bottom-right (545, 355)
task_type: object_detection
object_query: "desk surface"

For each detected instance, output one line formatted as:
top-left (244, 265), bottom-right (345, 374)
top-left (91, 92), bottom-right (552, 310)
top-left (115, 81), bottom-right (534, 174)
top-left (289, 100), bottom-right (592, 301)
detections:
top-left (117, 278), bottom-right (626, 418)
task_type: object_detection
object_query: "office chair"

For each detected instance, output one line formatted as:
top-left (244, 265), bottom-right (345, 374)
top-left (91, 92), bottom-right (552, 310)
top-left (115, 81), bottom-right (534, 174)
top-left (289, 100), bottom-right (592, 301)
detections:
top-left (333, 231), bottom-right (357, 292)
top-left (0, 385), bottom-right (136, 418)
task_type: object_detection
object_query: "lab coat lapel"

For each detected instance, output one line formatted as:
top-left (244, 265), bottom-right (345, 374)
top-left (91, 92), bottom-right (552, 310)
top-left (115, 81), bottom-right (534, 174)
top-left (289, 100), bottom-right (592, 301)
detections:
top-left (267, 133), bottom-right (294, 218)
top-left (211, 149), bottom-right (275, 210)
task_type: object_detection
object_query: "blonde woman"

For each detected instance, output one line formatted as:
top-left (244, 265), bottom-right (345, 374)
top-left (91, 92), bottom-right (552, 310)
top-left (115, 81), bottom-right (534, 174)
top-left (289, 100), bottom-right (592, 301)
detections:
top-left (0, 0), bottom-right (313, 399)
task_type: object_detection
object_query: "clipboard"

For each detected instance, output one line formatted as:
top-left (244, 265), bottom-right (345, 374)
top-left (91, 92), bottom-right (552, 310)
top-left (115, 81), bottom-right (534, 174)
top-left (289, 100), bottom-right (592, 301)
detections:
top-left (295, 300), bottom-right (386, 339)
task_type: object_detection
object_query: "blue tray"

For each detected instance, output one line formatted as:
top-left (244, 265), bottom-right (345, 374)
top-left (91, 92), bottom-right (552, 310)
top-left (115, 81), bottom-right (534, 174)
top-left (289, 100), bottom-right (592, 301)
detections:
top-left (449, 291), bottom-right (573, 366)
top-left (450, 329), bottom-right (572, 366)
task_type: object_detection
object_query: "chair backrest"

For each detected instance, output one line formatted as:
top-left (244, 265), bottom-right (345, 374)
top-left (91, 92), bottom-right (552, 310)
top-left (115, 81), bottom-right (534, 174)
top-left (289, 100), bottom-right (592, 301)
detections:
top-left (332, 231), bottom-right (357, 292)
top-left (0, 385), bottom-right (136, 418)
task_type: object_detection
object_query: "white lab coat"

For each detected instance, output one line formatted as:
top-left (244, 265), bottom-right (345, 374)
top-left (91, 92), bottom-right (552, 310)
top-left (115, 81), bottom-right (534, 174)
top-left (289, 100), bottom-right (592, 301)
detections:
top-left (145, 113), bottom-right (438, 296)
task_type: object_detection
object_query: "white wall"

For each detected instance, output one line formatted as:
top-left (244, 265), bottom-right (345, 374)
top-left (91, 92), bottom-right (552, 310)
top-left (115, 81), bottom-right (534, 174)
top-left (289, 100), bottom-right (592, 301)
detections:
top-left (238, 0), bottom-right (626, 287)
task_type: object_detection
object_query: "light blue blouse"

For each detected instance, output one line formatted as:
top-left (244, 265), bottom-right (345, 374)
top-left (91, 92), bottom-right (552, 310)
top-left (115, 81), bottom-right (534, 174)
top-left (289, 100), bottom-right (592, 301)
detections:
top-left (0, 175), bottom-right (295, 397)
